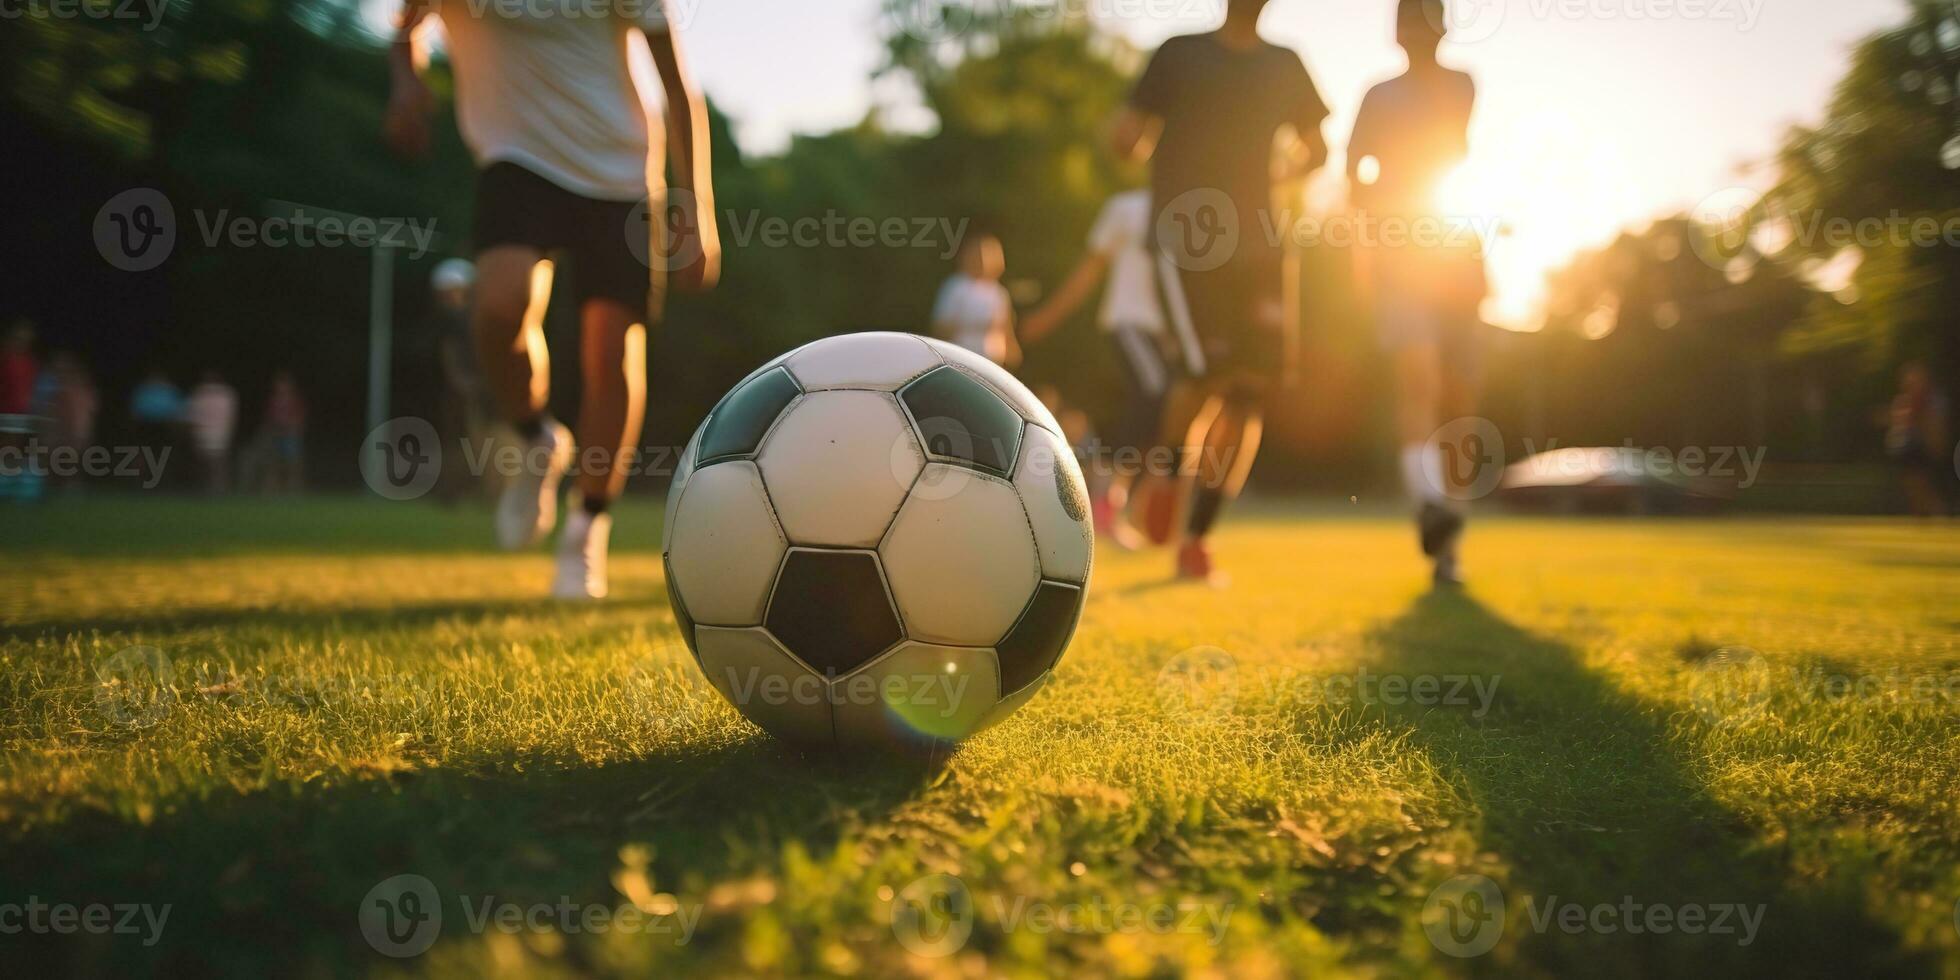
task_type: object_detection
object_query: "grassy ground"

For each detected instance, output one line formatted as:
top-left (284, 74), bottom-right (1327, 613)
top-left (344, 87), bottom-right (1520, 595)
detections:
top-left (2, 497), bottom-right (1958, 978)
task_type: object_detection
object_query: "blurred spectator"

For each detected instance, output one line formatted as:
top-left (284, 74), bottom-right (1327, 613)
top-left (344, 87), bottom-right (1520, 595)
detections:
top-left (130, 369), bottom-right (187, 492)
top-left (42, 352), bottom-right (98, 493)
top-left (430, 258), bottom-right (493, 503)
top-left (131, 370), bottom-right (186, 431)
top-left (931, 233), bottom-right (1021, 368)
top-left (1, 320), bottom-right (42, 501)
top-left (257, 371), bottom-right (307, 494)
top-left (0, 320), bottom-right (35, 418)
top-left (1886, 362), bottom-right (1951, 517)
top-left (187, 371), bottom-right (239, 494)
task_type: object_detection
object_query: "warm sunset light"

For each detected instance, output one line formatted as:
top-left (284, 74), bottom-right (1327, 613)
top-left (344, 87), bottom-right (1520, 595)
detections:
top-left (9, 0), bottom-right (1958, 975)
top-left (1429, 119), bottom-right (1649, 329)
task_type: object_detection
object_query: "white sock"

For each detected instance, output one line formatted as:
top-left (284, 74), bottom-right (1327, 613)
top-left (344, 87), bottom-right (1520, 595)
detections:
top-left (562, 507), bottom-right (592, 541)
top-left (1400, 444), bottom-right (1446, 507)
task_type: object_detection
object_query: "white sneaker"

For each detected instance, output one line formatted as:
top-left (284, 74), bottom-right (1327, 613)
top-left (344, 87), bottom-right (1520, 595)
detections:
top-left (553, 508), bottom-right (612, 600)
top-left (496, 419), bottom-right (574, 551)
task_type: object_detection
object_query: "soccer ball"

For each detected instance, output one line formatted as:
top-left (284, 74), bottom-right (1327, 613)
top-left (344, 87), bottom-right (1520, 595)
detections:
top-left (662, 332), bottom-right (1091, 750)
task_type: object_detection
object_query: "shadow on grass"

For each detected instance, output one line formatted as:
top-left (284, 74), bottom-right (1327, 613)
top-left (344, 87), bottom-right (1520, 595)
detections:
top-left (1364, 590), bottom-right (1930, 977)
top-left (1, 733), bottom-right (941, 976)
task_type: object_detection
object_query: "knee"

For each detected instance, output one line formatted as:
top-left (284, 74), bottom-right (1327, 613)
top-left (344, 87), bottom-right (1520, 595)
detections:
top-left (1222, 376), bottom-right (1266, 413)
top-left (473, 283), bottom-right (532, 336)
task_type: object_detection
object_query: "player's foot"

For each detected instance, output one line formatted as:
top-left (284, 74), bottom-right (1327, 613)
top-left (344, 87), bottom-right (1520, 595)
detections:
top-left (1431, 551), bottom-right (1464, 589)
top-left (1417, 502), bottom-right (1464, 559)
top-left (553, 506), bottom-right (612, 600)
top-left (1093, 492), bottom-right (1145, 551)
top-left (1136, 479), bottom-right (1179, 547)
top-left (497, 419), bottom-right (573, 551)
top-left (1176, 538), bottom-right (1228, 587)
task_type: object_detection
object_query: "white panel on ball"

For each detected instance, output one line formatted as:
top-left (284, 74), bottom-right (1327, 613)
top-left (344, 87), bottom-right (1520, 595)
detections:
top-left (830, 642), bottom-right (1001, 746)
top-left (662, 426), bottom-right (703, 555)
top-left (666, 460), bottom-right (786, 627)
top-left (784, 331), bottom-right (942, 391)
top-left (881, 465), bottom-right (1039, 646)
top-left (1011, 423), bottom-right (1092, 584)
top-left (695, 626), bottom-right (834, 743)
top-left (757, 390), bottom-right (923, 548)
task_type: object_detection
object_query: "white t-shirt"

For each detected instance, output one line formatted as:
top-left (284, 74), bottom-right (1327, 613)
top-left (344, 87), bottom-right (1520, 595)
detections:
top-left (186, 384), bottom-right (237, 455)
top-left (931, 274), bottom-right (1014, 364)
top-left (435, 0), bottom-right (669, 201)
top-left (1087, 190), bottom-right (1164, 334)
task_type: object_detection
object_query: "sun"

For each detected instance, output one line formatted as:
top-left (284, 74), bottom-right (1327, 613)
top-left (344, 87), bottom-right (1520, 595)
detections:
top-left (1418, 122), bottom-right (1647, 330)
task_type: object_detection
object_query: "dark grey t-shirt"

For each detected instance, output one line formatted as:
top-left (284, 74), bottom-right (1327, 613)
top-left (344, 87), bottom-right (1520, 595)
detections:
top-left (1130, 33), bottom-right (1329, 246)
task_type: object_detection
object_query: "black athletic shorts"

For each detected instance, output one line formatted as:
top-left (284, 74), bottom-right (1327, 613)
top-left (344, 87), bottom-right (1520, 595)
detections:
top-left (1154, 245), bottom-right (1289, 384)
top-left (473, 162), bottom-right (660, 316)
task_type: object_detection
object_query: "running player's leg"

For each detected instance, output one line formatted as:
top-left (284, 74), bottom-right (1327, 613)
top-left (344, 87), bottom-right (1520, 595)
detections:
top-left (1179, 376), bottom-right (1265, 584)
top-left (1101, 325), bottom-right (1172, 547)
top-left (1172, 252), bottom-right (1283, 582)
top-left (474, 162), bottom-right (580, 551)
top-left (473, 246), bottom-right (553, 428)
top-left (547, 296), bottom-right (644, 600)
top-left (1189, 377), bottom-right (1265, 531)
top-left (1431, 312), bottom-right (1485, 581)
top-left (1393, 340), bottom-right (1442, 479)
top-left (476, 244), bottom-right (576, 551)
top-left (573, 299), bottom-right (646, 512)
top-left (1137, 378), bottom-right (1215, 547)
top-left (1392, 339), bottom-right (1461, 564)
top-left (553, 192), bottom-right (660, 600)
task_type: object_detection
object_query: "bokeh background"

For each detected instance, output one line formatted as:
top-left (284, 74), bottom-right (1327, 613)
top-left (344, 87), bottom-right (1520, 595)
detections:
top-left (5, 0), bottom-right (1957, 508)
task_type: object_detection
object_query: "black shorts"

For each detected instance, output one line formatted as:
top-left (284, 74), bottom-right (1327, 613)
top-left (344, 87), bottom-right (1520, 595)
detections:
top-left (1105, 325), bottom-right (1174, 455)
top-left (1154, 246), bottom-right (1289, 383)
top-left (473, 162), bottom-right (660, 316)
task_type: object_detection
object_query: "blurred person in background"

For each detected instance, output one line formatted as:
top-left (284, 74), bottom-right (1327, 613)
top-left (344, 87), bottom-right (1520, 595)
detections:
top-left (1347, 0), bottom-right (1484, 586)
top-left (258, 371), bottom-right (307, 495)
top-left (1111, 0), bottom-right (1330, 584)
top-left (428, 258), bottom-right (496, 504)
top-left (0, 321), bottom-right (36, 421)
top-left (186, 371), bottom-right (239, 495)
top-left (1022, 189), bottom-right (1174, 551)
top-left (386, 0), bottom-right (721, 600)
top-left (1, 320), bottom-right (42, 501)
top-left (931, 233), bottom-right (1021, 368)
top-left (42, 352), bottom-right (98, 493)
top-left (1887, 361), bottom-right (1951, 517)
top-left (129, 369), bottom-right (187, 490)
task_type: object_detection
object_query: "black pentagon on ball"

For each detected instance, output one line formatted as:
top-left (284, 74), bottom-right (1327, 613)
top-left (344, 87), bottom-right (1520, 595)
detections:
top-left (766, 548), bottom-right (905, 675)
top-left (698, 367), bottom-right (800, 464)
top-left (899, 366), bottom-right (1023, 476)
top-left (996, 580), bottom-right (1083, 695)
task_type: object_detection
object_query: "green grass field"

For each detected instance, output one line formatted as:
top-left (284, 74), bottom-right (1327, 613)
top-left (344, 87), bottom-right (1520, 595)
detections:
top-left (3, 497), bottom-right (1958, 977)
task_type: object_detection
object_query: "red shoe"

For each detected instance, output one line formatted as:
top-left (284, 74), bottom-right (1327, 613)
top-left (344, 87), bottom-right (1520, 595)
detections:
top-left (1135, 479), bottom-right (1179, 547)
top-left (1176, 538), bottom-right (1227, 587)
